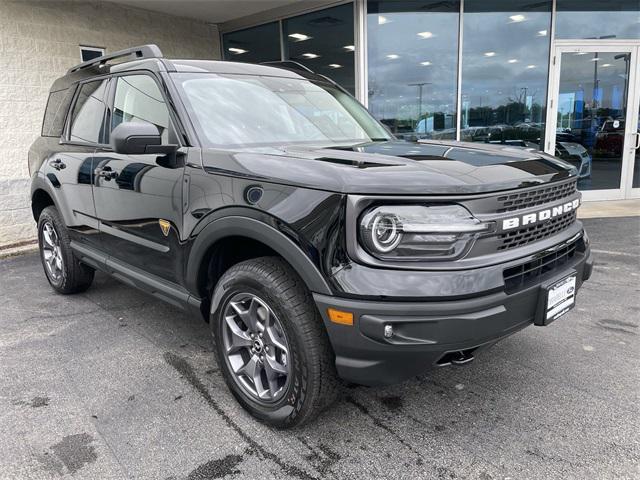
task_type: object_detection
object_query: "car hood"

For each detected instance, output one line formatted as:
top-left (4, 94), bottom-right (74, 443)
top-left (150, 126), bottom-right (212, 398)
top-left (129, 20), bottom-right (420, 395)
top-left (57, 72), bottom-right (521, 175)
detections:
top-left (200, 140), bottom-right (576, 195)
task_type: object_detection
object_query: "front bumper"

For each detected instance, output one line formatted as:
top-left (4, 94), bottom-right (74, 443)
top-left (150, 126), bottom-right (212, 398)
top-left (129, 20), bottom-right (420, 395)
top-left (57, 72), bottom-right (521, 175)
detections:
top-left (315, 241), bottom-right (593, 386)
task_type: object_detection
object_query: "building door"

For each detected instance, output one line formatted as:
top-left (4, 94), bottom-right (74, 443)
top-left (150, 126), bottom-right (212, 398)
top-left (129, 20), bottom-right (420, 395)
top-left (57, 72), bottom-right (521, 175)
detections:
top-left (545, 42), bottom-right (640, 201)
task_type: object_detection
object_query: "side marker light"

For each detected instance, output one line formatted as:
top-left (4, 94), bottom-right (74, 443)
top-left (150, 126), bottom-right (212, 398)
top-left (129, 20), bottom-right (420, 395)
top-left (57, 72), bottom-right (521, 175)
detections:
top-left (327, 308), bottom-right (354, 326)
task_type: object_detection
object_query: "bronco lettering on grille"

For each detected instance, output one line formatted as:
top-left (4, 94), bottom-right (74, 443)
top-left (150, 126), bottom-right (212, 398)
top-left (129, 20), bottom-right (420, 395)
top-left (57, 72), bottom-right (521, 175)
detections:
top-left (502, 198), bottom-right (580, 230)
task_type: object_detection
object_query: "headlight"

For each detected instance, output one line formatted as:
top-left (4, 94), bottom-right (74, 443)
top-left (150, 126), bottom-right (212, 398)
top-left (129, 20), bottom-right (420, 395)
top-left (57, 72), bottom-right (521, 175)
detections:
top-left (359, 204), bottom-right (491, 261)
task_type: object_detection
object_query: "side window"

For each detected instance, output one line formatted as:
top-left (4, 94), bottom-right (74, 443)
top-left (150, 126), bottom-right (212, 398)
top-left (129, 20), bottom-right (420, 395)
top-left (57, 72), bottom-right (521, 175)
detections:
top-left (69, 79), bottom-right (108, 144)
top-left (42, 88), bottom-right (75, 137)
top-left (111, 75), bottom-right (171, 143)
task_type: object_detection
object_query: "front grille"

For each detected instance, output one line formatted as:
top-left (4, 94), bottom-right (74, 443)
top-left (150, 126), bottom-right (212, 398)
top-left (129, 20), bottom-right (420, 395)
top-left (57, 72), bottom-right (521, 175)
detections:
top-left (496, 180), bottom-right (577, 213)
top-left (497, 210), bottom-right (577, 251)
top-left (503, 237), bottom-right (582, 294)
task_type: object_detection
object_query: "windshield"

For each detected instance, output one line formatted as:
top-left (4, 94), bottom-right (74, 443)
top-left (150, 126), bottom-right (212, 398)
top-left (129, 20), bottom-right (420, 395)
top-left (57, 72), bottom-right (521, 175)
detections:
top-left (171, 73), bottom-right (391, 148)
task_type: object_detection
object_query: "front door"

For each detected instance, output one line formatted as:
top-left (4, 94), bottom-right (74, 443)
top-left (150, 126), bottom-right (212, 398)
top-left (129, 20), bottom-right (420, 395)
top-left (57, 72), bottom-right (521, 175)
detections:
top-left (546, 42), bottom-right (640, 201)
top-left (92, 73), bottom-right (184, 283)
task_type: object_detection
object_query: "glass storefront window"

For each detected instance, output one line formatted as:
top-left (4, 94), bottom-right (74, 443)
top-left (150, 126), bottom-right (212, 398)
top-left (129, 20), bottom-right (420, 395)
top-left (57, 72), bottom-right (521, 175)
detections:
top-left (460, 0), bottom-right (551, 148)
top-left (283, 4), bottom-right (356, 94)
top-left (222, 22), bottom-right (281, 63)
top-left (367, 0), bottom-right (459, 140)
top-left (556, 0), bottom-right (640, 40)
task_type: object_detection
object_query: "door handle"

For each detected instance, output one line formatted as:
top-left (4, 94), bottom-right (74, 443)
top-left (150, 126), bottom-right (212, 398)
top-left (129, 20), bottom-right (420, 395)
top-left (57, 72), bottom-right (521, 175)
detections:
top-left (49, 159), bottom-right (66, 170)
top-left (634, 132), bottom-right (640, 149)
top-left (95, 166), bottom-right (118, 181)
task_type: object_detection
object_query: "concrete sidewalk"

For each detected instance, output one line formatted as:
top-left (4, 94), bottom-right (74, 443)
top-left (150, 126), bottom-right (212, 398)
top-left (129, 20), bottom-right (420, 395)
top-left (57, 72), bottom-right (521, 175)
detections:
top-left (0, 217), bottom-right (638, 480)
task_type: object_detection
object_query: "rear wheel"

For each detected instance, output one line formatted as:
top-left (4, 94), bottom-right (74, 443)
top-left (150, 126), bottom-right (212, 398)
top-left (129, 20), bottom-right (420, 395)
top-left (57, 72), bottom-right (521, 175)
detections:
top-left (37, 206), bottom-right (94, 294)
top-left (211, 257), bottom-right (338, 428)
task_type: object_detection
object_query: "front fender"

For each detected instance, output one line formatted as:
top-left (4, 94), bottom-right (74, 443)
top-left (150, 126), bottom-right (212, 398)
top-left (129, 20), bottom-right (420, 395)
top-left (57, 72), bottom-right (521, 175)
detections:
top-left (185, 215), bottom-right (333, 299)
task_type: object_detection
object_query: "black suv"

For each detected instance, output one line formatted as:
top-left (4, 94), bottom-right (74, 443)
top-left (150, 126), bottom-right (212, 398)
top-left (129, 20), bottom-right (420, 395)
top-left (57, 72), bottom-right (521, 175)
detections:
top-left (29, 45), bottom-right (593, 427)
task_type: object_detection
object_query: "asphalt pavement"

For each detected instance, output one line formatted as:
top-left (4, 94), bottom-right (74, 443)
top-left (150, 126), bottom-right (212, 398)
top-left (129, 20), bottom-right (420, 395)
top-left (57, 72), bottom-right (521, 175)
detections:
top-left (0, 217), bottom-right (638, 480)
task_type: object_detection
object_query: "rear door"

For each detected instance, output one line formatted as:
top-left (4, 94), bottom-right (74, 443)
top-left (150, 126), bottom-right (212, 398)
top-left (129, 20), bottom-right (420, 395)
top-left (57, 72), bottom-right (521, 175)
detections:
top-left (50, 78), bottom-right (109, 248)
top-left (92, 73), bottom-right (185, 283)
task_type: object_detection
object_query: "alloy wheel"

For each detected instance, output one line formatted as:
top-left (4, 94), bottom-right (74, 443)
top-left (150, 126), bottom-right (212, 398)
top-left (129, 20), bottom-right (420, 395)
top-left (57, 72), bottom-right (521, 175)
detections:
top-left (41, 221), bottom-right (63, 282)
top-left (221, 293), bottom-right (291, 403)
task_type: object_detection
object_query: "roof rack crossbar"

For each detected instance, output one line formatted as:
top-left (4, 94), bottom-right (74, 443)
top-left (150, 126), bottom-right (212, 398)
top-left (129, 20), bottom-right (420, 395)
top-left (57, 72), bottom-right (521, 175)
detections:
top-left (67, 44), bottom-right (163, 74)
top-left (260, 60), bottom-right (314, 74)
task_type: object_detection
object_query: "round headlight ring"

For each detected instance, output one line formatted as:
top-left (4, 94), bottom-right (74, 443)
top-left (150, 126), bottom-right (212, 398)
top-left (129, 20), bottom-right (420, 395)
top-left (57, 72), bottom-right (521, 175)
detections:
top-left (370, 214), bottom-right (402, 253)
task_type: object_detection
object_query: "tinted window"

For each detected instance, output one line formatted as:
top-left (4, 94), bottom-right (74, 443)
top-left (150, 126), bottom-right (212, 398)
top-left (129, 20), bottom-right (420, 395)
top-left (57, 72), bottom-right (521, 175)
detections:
top-left (367, 0), bottom-right (459, 140)
top-left (111, 75), bottom-right (171, 143)
top-left (42, 88), bottom-right (75, 137)
top-left (556, 0), bottom-right (640, 39)
top-left (283, 3), bottom-right (356, 94)
top-left (69, 80), bottom-right (108, 144)
top-left (223, 22), bottom-right (281, 63)
top-left (80, 47), bottom-right (104, 62)
top-left (460, 0), bottom-right (552, 148)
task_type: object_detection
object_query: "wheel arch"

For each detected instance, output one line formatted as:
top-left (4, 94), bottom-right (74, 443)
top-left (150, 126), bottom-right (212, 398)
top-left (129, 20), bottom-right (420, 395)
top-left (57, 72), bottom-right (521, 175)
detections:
top-left (30, 176), bottom-right (74, 226)
top-left (31, 188), bottom-right (55, 222)
top-left (186, 216), bottom-right (333, 317)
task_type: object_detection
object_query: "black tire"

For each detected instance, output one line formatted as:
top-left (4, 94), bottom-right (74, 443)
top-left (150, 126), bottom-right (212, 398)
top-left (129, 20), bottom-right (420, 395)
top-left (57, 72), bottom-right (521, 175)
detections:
top-left (37, 206), bottom-right (94, 294)
top-left (210, 256), bottom-right (338, 428)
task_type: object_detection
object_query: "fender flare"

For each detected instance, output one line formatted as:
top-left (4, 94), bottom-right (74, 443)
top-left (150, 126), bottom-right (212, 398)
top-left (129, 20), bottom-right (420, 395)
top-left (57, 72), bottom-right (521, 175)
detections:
top-left (30, 174), bottom-right (75, 226)
top-left (185, 215), bottom-right (333, 298)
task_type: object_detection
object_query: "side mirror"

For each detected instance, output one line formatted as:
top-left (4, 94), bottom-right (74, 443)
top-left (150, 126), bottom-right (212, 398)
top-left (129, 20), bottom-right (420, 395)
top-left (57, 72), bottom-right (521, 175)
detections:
top-left (111, 121), bottom-right (178, 155)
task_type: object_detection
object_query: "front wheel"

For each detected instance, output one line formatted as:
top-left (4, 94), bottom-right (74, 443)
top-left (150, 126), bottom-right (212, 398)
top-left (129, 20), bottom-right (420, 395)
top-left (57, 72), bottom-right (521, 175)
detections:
top-left (211, 257), bottom-right (338, 428)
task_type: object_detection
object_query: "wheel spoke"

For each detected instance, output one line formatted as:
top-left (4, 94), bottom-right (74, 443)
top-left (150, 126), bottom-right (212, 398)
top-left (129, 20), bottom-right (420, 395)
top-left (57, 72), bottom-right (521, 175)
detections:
top-left (238, 354), bottom-right (260, 378)
top-left (43, 225), bottom-right (54, 248)
top-left (266, 374), bottom-right (279, 398)
top-left (224, 315), bottom-right (252, 353)
top-left (264, 354), bottom-right (287, 378)
top-left (229, 300), bottom-right (259, 332)
top-left (49, 227), bottom-right (59, 246)
top-left (246, 297), bottom-right (264, 332)
top-left (238, 355), bottom-right (268, 398)
top-left (264, 325), bottom-right (287, 354)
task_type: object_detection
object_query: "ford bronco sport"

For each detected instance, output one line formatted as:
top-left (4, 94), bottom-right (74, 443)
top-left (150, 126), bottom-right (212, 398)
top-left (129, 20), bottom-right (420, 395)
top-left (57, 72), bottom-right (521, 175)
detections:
top-left (29, 45), bottom-right (593, 427)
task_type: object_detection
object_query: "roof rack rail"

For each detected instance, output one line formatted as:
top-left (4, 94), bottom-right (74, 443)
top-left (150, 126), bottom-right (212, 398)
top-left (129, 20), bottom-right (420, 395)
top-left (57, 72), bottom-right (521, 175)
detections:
top-left (260, 60), bottom-right (314, 74)
top-left (67, 44), bottom-right (163, 74)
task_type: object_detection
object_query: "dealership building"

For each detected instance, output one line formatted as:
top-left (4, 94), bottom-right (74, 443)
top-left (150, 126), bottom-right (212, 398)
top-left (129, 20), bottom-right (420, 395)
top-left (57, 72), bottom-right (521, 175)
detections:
top-left (0, 0), bottom-right (638, 251)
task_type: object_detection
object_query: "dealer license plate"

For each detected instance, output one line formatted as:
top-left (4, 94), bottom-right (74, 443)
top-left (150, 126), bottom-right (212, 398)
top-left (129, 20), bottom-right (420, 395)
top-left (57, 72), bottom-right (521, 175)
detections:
top-left (545, 275), bottom-right (577, 322)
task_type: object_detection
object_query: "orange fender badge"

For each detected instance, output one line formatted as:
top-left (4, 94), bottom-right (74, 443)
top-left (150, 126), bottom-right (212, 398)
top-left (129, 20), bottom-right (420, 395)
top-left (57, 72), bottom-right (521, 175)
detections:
top-left (159, 219), bottom-right (171, 237)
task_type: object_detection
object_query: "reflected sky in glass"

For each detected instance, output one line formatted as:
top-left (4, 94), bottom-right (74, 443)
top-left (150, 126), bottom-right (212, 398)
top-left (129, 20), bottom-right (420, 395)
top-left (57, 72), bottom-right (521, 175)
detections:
top-left (367, 1), bottom-right (459, 140)
top-left (461, 1), bottom-right (551, 146)
top-left (556, 0), bottom-right (640, 39)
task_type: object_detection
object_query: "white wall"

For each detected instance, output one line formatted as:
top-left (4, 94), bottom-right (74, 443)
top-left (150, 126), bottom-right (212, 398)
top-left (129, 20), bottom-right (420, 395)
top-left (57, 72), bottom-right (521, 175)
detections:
top-left (0, 0), bottom-right (220, 248)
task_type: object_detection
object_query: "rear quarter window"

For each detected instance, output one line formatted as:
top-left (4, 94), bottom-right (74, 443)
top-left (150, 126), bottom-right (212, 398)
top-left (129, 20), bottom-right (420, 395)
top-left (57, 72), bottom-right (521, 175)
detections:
top-left (41, 88), bottom-right (75, 137)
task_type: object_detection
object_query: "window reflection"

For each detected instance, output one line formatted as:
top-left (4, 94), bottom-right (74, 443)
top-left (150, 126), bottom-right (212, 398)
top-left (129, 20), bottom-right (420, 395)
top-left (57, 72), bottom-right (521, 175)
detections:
top-left (222, 22), bottom-right (281, 63)
top-left (367, 0), bottom-right (459, 140)
top-left (557, 51), bottom-right (631, 190)
top-left (633, 105), bottom-right (640, 188)
top-left (556, 0), bottom-right (640, 40)
top-left (283, 4), bottom-right (356, 94)
top-left (461, 1), bottom-right (551, 148)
